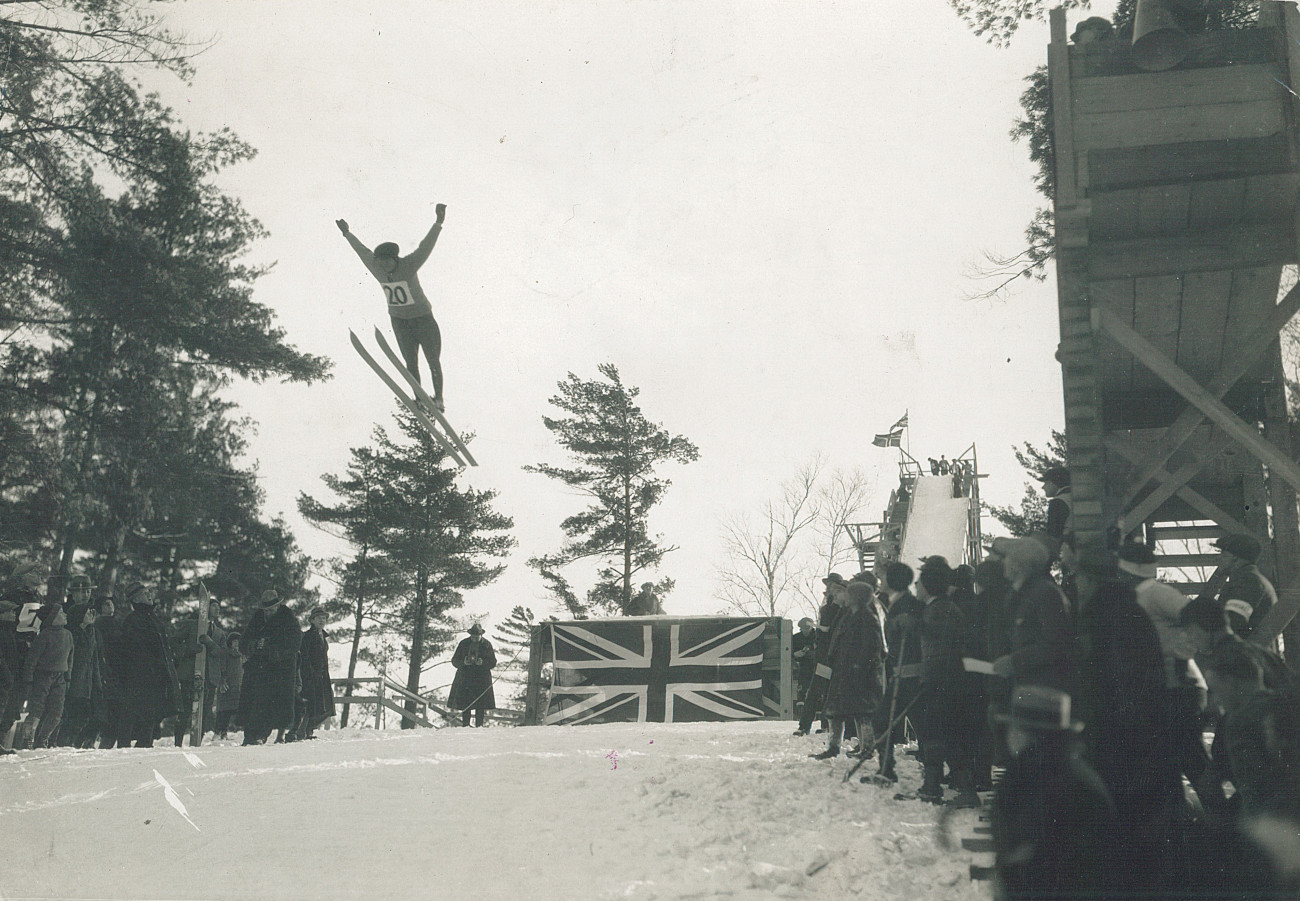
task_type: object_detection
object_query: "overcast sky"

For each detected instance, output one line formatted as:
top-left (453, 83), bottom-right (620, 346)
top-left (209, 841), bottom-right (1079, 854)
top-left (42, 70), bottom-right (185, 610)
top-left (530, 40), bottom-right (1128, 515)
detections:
top-left (146, 1), bottom-right (1085, 635)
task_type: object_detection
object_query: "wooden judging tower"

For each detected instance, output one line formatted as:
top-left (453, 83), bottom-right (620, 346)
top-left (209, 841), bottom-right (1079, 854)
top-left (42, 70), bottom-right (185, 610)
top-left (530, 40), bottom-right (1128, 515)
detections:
top-left (1048, 2), bottom-right (1300, 649)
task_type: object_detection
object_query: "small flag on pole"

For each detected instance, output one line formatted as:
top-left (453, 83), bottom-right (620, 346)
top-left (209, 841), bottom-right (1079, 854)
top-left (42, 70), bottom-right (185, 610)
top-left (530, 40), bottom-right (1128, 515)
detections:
top-left (872, 412), bottom-right (907, 448)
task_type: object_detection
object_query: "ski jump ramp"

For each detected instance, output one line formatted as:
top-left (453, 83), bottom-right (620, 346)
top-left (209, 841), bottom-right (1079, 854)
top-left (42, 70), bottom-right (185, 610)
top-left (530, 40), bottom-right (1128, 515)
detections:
top-left (898, 475), bottom-right (973, 571)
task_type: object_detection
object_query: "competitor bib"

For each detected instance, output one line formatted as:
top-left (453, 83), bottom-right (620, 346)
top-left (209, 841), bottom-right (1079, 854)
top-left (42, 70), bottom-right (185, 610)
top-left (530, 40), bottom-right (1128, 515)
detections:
top-left (16, 601), bottom-right (42, 634)
top-left (381, 280), bottom-right (416, 309)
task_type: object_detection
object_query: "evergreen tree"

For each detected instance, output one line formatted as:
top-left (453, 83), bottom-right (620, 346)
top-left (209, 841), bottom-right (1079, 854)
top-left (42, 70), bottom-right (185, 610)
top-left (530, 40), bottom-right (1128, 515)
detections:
top-left (492, 605), bottom-right (541, 707)
top-left (525, 363), bottom-right (700, 618)
top-left (986, 430), bottom-right (1068, 537)
top-left (302, 412), bottom-right (515, 726)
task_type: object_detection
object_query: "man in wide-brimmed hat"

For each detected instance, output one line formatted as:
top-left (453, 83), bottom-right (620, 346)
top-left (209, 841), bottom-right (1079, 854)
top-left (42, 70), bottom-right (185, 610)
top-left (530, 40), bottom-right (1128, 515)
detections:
top-left (991, 685), bottom-right (1118, 901)
top-left (449, 623), bottom-right (496, 727)
top-left (238, 590), bottom-right (301, 745)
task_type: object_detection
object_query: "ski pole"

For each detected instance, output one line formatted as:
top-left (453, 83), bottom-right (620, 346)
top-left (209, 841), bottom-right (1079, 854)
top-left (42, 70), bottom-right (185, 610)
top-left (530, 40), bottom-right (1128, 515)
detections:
top-left (843, 686), bottom-right (925, 784)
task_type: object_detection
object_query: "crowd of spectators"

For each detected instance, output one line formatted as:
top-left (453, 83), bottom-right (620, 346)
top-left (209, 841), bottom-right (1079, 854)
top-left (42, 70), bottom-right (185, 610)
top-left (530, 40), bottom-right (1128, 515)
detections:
top-left (0, 564), bottom-right (338, 752)
top-left (794, 503), bottom-right (1300, 897)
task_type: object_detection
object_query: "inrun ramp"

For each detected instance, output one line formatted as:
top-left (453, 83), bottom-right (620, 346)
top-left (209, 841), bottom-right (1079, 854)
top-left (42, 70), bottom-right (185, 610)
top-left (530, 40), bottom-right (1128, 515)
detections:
top-left (897, 475), bottom-right (972, 573)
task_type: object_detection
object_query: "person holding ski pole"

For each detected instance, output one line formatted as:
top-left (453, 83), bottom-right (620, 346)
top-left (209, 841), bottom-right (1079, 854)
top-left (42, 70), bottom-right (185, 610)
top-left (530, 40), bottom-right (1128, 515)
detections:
top-left (337, 205), bottom-right (448, 411)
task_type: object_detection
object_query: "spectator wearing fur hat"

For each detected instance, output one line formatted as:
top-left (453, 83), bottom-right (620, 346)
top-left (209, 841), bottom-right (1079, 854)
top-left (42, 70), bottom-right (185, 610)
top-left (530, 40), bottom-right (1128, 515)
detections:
top-left (991, 686), bottom-right (1118, 901)
top-left (991, 539), bottom-right (1080, 698)
top-left (115, 582), bottom-right (180, 748)
top-left (59, 602), bottom-right (108, 747)
top-left (1211, 534), bottom-right (1276, 641)
top-left (449, 623), bottom-right (496, 727)
top-left (239, 590), bottom-right (302, 745)
top-left (17, 604), bottom-right (73, 749)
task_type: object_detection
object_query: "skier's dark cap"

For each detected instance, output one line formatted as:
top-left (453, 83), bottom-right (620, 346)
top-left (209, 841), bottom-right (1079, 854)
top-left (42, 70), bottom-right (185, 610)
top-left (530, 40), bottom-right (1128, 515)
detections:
top-left (124, 582), bottom-right (152, 605)
top-left (67, 574), bottom-right (93, 591)
top-left (997, 685), bottom-right (1083, 733)
top-left (259, 589), bottom-right (280, 607)
top-left (846, 582), bottom-right (875, 606)
top-left (918, 555), bottom-right (951, 573)
top-left (1213, 533), bottom-right (1261, 564)
top-left (1039, 466), bottom-right (1070, 486)
top-left (468, 622), bottom-right (485, 635)
top-left (821, 573), bottom-right (847, 587)
top-left (984, 536), bottom-right (1015, 560)
top-left (226, 631), bottom-right (242, 647)
top-left (373, 242), bottom-right (399, 259)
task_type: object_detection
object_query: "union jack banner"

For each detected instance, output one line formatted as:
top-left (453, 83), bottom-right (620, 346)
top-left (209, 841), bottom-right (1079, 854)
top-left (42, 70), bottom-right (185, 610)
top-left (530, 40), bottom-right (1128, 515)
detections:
top-left (544, 618), bottom-right (768, 725)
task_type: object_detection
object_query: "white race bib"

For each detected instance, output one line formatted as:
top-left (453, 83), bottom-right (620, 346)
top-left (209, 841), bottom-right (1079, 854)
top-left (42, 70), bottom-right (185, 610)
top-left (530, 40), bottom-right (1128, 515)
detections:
top-left (16, 601), bottom-right (42, 634)
top-left (381, 280), bottom-right (416, 308)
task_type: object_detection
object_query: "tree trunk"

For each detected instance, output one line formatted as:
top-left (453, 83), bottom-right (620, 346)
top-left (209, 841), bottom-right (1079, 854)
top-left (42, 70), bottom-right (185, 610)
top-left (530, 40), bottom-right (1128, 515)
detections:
top-left (403, 565), bottom-right (429, 728)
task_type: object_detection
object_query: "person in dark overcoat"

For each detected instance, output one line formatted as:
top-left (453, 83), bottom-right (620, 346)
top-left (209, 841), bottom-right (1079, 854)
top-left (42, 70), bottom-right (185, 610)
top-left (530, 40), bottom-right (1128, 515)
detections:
top-left (93, 595), bottom-right (127, 748)
top-left (114, 582), bottom-right (180, 748)
top-left (796, 573), bottom-right (849, 736)
top-left (293, 608), bottom-right (335, 740)
top-left (814, 580), bottom-right (885, 759)
top-left (238, 590), bottom-right (301, 745)
top-left (873, 562), bottom-right (922, 784)
top-left (59, 602), bottom-right (107, 747)
top-left (792, 617), bottom-right (816, 710)
top-left (449, 623), bottom-right (496, 726)
top-left (991, 685), bottom-right (1119, 901)
top-left (991, 539), bottom-right (1080, 697)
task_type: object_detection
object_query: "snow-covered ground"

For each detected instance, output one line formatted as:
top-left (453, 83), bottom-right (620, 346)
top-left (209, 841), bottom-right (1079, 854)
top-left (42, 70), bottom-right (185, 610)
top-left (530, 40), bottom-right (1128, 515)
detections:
top-left (2, 721), bottom-right (992, 901)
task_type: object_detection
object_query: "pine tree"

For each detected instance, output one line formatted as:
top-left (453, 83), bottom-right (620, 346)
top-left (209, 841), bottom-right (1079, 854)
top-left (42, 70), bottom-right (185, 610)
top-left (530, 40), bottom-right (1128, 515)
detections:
top-left (986, 430), bottom-right (1068, 537)
top-left (525, 363), bottom-right (699, 618)
top-left (302, 412), bottom-right (515, 726)
top-left (492, 605), bottom-right (542, 707)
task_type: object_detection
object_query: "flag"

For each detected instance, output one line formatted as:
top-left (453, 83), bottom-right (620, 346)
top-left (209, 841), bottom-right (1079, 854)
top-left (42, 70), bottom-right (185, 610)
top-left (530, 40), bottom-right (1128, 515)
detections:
top-left (545, 619), bottom-right (767, 725)
top-left (873, 429), bottom-right (903, 448)
top-left (891, 412), bottom-right (908, 430)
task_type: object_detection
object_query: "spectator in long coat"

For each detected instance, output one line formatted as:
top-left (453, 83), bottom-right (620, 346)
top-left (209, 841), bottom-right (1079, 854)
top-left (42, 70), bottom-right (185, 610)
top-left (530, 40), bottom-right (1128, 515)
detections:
top-left (814, 580), bottom-right (885, 760)
top-left (59, 602), bottom-right (107, 747)
top-left (794, 574), bottom-right (846, 736)
top-left (449, 623), bottom-right (496, 726)
top-left (792, 617), bottom-right (816, 709)
top-left (210, 632), bottom-right (244, 739)
top-left (114, 583), bottom-right (180, 748)
top-left (238, 590), bottom-right (302, 745)
top-left (991, 685), bottom-right (1119, 901)
top-left (93, 595), bottom-right (127, 748)
top-left (991, 539), bottom-right (1079, 698)
top-left (294, 608), bottom-right (335, 740)
top-left (875, 562), bottom-right (922, 784)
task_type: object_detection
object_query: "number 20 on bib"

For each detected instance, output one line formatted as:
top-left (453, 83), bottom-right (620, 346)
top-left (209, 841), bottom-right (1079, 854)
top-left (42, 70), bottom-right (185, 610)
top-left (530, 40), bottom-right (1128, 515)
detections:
top-left (382, 280), bottom-right (415, 308)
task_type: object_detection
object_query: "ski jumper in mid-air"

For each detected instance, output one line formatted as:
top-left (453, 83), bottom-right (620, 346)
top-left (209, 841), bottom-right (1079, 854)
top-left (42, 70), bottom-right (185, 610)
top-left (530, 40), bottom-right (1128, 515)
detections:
top-left (337, 204), bottom-right (447, 411)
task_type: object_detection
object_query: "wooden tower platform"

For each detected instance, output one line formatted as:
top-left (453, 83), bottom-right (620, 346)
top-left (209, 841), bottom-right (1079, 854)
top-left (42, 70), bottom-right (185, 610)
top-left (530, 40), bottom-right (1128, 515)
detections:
top-left (1048, 4), bottom-right (1300, 648)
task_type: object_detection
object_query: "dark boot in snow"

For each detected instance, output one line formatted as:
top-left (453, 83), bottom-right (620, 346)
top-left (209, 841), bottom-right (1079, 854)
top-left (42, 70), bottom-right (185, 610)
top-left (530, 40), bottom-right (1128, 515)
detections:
top-left (810, 746), bottom-right (840, 760)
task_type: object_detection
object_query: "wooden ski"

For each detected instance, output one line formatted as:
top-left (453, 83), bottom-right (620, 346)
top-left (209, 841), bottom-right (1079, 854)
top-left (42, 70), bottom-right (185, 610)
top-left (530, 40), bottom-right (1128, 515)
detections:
top-left (372, 327), bottom-right (478, 467)
top-left (189, 582), bottom-right (210, 747)
top-left (349, 330), bottom-right (466, 466)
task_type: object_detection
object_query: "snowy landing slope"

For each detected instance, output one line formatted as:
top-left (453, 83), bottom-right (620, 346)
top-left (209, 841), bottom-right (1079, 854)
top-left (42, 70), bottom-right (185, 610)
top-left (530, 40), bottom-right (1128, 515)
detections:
top-left (899, 475), bottom-right (971, 571)
top-left (1, 722), bottom-right (989, 901)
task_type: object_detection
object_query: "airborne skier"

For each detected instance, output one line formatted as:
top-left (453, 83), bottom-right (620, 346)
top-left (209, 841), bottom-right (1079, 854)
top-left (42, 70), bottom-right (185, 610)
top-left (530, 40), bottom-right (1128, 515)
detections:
top-left (337, 204), bottom-right (448, 411)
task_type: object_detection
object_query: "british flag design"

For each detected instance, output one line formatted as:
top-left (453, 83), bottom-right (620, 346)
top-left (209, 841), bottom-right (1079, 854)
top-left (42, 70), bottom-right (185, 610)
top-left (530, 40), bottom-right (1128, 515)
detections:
top-left (544, 618), bottom-right (768, 725)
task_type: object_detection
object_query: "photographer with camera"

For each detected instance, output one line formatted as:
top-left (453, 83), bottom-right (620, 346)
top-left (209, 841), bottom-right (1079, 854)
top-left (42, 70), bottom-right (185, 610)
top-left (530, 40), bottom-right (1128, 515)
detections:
top-left (449, 623), bottom-right (496, 727)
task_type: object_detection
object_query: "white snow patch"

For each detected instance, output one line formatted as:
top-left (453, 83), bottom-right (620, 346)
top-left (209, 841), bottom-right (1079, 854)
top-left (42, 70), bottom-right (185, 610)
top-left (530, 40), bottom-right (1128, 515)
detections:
top-left (1, 720), bottom-right (991, 900)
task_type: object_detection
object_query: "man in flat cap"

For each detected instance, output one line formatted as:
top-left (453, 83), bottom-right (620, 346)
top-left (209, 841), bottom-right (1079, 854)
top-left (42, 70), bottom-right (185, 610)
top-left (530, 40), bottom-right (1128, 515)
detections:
top-left (1212, 534), bottom-right (1276, 641)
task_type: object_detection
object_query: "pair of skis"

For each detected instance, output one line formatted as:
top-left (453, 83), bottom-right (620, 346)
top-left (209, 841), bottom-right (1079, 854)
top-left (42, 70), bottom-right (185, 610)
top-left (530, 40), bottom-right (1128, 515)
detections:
top-left (350, 327), bottom-right (477, 467)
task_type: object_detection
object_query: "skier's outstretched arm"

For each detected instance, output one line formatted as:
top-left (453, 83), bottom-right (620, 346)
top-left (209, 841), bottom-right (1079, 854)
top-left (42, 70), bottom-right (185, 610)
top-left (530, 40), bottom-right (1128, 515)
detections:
top-left (337, 219), bottom-right (376, 269)
top-left (406, 203), bottom-right (446, 269)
